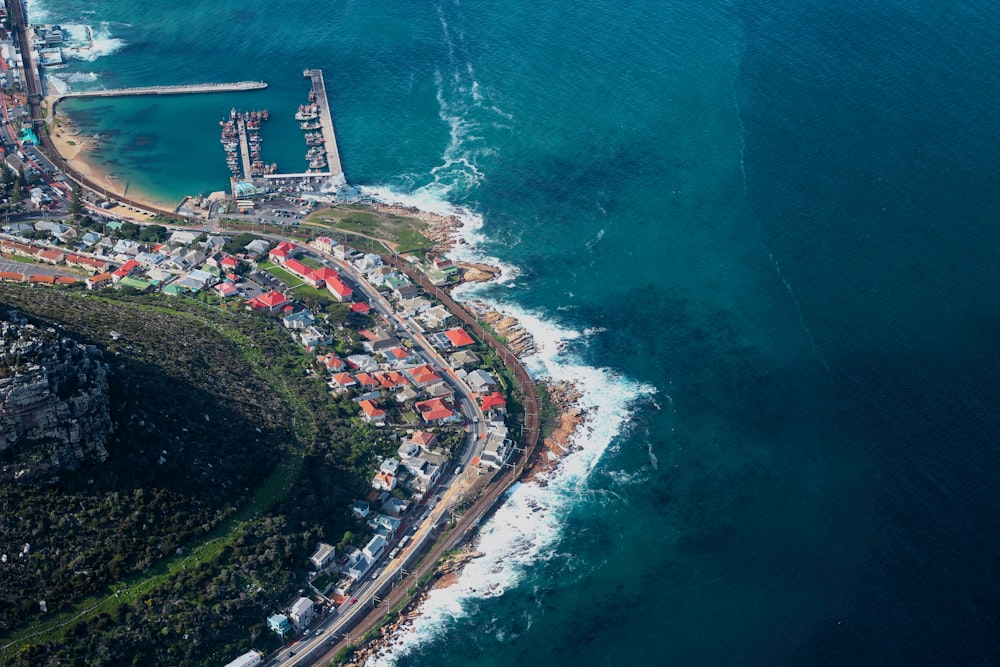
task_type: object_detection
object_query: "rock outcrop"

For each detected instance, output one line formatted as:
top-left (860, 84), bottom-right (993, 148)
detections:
top-left (0, 307), bottom-right (112, 482)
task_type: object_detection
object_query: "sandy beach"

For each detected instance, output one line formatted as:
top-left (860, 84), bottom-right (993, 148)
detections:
top-left (46, 98), bottom-right (173, 217)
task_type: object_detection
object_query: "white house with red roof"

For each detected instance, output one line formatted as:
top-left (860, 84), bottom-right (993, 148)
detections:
top-left (317, 353), bottom-right (346, 373)
top-left (247, 290), bottom-right (288, 313)
top-left (415, 398), bottom-right (458, 424)
top-left (111, 258), bottom-right (140, 283)
top-left (480, 392), bottom-right (507, 412)
top-left (406, 365), bottom-right (442, 387)
top-left (268, 241), bottom-right (298, 264)
top-left (329, 372), bottom-right (357, 390)
top-left (351, 301), bottom-right (371, 314)
top-left (359, 399), bottom-right (386, 424)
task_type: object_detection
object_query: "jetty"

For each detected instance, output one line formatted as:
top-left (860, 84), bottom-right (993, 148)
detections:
top-left (54, 81), bottom-right (268, 103)
top-left (303, 69), bottom-right (345, 184)
top-left (236, 116), bottom-right (253, 182)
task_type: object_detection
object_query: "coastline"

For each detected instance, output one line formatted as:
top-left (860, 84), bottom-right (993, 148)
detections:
top-left (340, 200), bottom-right (589, 666)
top-left (46, 98), bottom-right (176, 215)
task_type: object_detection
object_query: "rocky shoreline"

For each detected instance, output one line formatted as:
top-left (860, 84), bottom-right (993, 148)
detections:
top-left (336, 203), bottom-right (590, 665)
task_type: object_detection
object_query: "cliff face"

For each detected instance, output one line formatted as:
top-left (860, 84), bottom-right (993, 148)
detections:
top-left (0, 307), bottom-right (112, 482)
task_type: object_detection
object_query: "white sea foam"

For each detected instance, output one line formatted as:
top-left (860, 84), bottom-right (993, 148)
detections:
top-left (25, 0), bottom-right (49, 22)
top-left (366, 231), bottom-right (655, 665)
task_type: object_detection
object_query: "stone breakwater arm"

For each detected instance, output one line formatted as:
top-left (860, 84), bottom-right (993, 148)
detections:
top-left (55, 81), bottom-right (268, 102)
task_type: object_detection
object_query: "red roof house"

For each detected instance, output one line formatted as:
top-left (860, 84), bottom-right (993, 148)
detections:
top-left (415, 398), bottom-right (457, 423)
top-left (351, 301), bottom-right (371, 314)
top-left (111, 258), bottom-right (140, 282)
top-left (247, 290), bottom-right (288, 312)
top-left (330, 372), bottom-right (356, 389)
top-left (443, 327), bottom-right (475, 348)
top-left (268, 241), bottom-right (298, 264)
top-left (480, 392), bottom-right (507, 411)
top-left (359, 399), bottom-right (387, 423)
top-left (324, 274), bottom-right (353, 302)
top-left (407, 365), bottom-right (442, 386)
top-left (409, 431), bottom-right (438, 448)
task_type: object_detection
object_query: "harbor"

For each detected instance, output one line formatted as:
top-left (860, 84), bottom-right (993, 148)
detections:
top-left (228, 68), bottom-right (348, 198)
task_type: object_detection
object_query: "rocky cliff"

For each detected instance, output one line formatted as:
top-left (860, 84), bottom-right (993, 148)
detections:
top-left (0, 306), bottom-right (112, 482)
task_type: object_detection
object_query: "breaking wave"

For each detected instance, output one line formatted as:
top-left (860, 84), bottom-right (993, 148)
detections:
top-left (363, 187), bottom-right (655, 665)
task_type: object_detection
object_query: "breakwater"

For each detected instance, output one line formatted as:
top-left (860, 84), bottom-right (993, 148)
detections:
top-left (53, 81), bottom-right (268, 103)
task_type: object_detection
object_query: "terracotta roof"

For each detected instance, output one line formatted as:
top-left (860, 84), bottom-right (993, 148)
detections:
top-left (28, 274), bottom-right (56, 284)
top-left (351, 302), bottom-right (371, 313)
top-left (0, 271), bottom-right (24, 282)
top-left (410, 431), bottom-right (438, 447)
top-left (444, 328), bottom-right (475, 347)
top-left (354, 373), bottom-right (379, 387)
top-left (408, 365), bottom-right (441, 385)
top-left (415, 398), bottom-right (454, 422)
top-left (284, 258), bottom-right (313, 279)
top-left (331, 373), bottom-right (355, 386)
top-left (480, 392), bottom-right (507, 411)
top-left (359, 399), bottom-right (386, 419)
top-left (112, 258), bottom-right (140, 278)
top-left (325, 275), bottom-right (352, 298)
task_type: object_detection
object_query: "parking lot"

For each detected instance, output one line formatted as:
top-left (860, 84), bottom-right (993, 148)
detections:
top-left (0, 257), bottom-right (71, 277)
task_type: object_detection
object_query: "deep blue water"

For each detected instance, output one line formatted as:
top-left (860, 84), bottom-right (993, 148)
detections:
top-left (29, 0), bottom-right (1000, 664)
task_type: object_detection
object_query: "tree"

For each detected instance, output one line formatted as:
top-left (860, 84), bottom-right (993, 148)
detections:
top-left (69, 186), bottom-right (85, 222)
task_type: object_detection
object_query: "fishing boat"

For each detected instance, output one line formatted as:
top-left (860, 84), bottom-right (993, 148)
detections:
top-left (300, 120), bottom-right (321, 131)
top-left (309, 156), bottom-right (327, 169)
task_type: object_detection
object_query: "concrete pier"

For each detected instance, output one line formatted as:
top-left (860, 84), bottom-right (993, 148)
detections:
top-left (305, 69), bottom-right (346, 185)
top-left (236, 116), bottom-right (253, 182)
top-left (55, 81), bottom-right (268, 103)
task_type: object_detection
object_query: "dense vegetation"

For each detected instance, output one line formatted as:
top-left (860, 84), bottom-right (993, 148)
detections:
top-left (0, 285), bottom-right (416, 666)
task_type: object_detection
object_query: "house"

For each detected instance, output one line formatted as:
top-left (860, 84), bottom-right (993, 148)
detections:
top-left (86, 272), bottom-right (113, 290)
top-left (267, 614), bottom-right (291, 637)
top-left (359, 399), bottom-right (386, 424)
top-left (247, 290), bottom-right (288, 313)
top-left (395, 385), bottom-right (419, 403)
top-left (415, 397), bottom-right (458, 423)
top-left (300, 326), bottom-right (333, 349)
top-left (363, 535), bottom-right (387, 561)
top-left (345, 354), bottom-right (379, 372)
top-left (443, 327), bottom-right (475, 348)
top-left (344, 550), bottom-right (371, 580)
top-left (376, 371), bottom-right (409, 389)
top-left (354, 253), bottom-right (382, 271)
top-left (245, 238), bottom-right (270, 256)
top-left (38, 249), bottom-right (65, 265)
top-left (289, 597), bottom-right (314, 630)
top-left (329, 373), bottom-right (357, 390)
top-left (309, 542), bottom-right (337, 571)
top-left (268, 241), bottom-right (298, 264)
top-left (313, 236), bottom-right (336, 253)
top-left (111, 258), bottom-right (140, 283)
top-left (214, 282), bottom-right (240, 298)
top-left (406, 365), bottom-right (441, 387)
top-left (371, 470), bottom-right (396, 491)
top-left (112, 239), bottom-right (141, 256)
top-left (220, 255), bottom-right (239, 271)
top-left (380, 496), bottom-right (409, 517)
top-left (424, 380), bottom-right (454, 399)
top-left (400, 457), bottom-right (440, 493)
top-left (409, 431), bottom-right (438, 449)
top-left (354, 373), bottom-right (380, 390)
top-left (282, 309), bottom-right (316, 330)
top-left (382, 346), bottom-right (414, 366)
top-left (420, 305), bottom-right (453, 329)
top-left (480, 431), bottom-right (514, 468)
top-left (370, 513), bottom-right (401, 538)
top-left (80, 231), bottom-right (102, 246)
top-left (352, 500), bottom-right (371, 519)
top-left (317, 353), bottom-right (346, 372)
top-left (449, 349), bottom-right (482, 368)
top-left (393, 283), bottom-right (420, 301)
top-left (463, 369), bottom-right (497, 393)
top-left (480, 391), bottom-right (507, 412)
top-left (398, 296), bottom-right (431, 315)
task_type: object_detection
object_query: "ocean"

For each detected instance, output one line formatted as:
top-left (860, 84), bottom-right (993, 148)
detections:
top-left (29, 0), bottom-right (1000, 664)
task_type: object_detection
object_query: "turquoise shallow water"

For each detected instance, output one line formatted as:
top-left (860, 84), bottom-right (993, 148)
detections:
top-left (30, 0), bottom-right (1000, 664)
